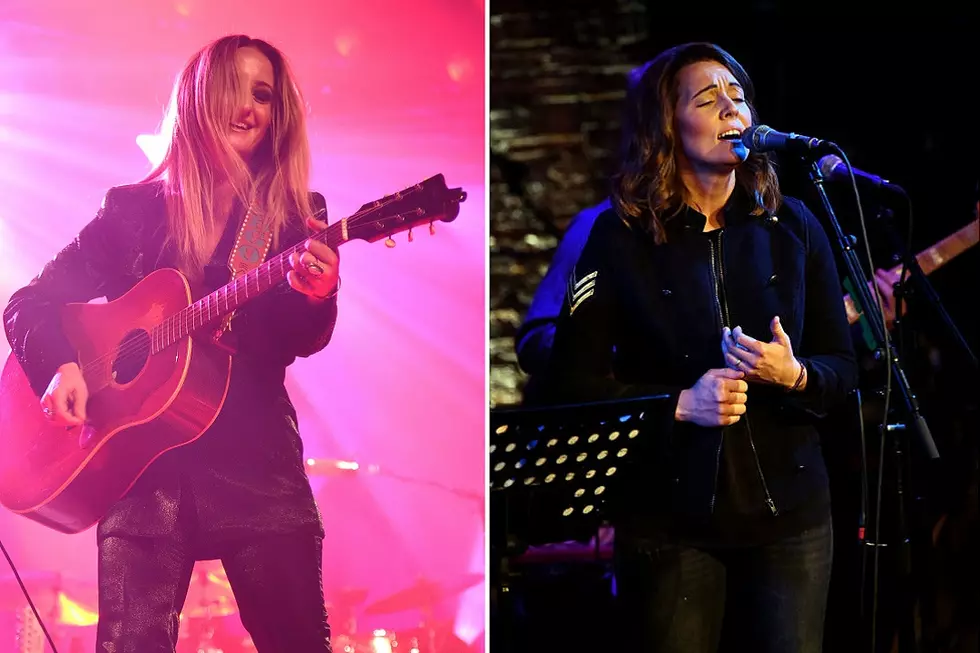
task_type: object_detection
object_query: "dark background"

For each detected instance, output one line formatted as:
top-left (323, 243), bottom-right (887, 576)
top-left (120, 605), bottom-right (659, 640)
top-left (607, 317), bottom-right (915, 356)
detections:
top-left (489, 3), bottom-right (978, 652)
top-left (490, 3), bottom-right (979, 405)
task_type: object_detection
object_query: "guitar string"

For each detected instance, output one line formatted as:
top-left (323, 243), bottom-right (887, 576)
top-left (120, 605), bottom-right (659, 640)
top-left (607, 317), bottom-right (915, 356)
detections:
top-left (81, 225), bottom-right (347, 392)
top-left (155, 189), bottom-right (428, 342)
top-left (81, 188), bottom-right (437, 389)
top-left (79, 188), bottom-right (430, 389)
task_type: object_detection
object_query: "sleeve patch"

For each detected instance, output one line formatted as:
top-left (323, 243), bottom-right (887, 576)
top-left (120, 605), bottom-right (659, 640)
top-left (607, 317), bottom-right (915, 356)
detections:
top-left (567, 267), bottom-right (597, 315)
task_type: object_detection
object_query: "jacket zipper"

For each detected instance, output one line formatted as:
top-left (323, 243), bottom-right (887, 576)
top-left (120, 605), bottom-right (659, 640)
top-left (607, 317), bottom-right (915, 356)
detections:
top-left (707, 238), bottom-right (725, 513)
top-left (709, 231), bottom-right (778, 516)
top-left (744, 417), bottom-right (778, 516)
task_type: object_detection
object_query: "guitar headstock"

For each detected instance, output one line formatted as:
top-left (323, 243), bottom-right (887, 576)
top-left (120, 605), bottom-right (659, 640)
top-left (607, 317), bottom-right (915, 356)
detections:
top-left (345, 174), bottom-right (466, 245)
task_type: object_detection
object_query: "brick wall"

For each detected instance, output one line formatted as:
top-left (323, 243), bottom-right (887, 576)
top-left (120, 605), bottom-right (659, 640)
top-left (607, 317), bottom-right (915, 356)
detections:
top-left (489, 1), bottom-right (648, 406)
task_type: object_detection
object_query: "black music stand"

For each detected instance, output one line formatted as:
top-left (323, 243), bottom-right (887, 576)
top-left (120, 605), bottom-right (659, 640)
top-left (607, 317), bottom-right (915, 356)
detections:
top-left (491, 394), bottom-right (672, 544)
top-left (488, 394), bottom-right (673, 653)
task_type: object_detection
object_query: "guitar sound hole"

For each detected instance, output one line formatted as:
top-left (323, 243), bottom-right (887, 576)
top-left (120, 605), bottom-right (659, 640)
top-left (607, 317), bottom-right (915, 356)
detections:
top-left (112, 329), bottom-right (151, 384)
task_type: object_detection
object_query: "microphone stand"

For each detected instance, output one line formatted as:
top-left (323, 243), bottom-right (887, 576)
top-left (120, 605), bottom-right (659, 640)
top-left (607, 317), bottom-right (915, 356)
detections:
top-left (806, 158), bottom-right (939, 460)
top-left (875, 206), bottom-right (978, 370)
top-left (871, 203), bottom-right (977, 653)
top-left (805, 156), bottom-right (939, 653)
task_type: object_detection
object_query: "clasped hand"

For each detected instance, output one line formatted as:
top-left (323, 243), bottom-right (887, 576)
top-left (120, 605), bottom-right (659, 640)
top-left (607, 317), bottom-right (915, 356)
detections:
top-left (721, 316), bottom-right (801, 388)
top-left (674, 316), bottom-right (802, 428)
top-left (674, 367), bottom-right (748, 427)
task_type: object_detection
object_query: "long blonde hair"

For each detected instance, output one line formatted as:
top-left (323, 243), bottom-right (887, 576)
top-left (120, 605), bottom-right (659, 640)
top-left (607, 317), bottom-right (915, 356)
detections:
top-left (142, 34), bottom-right (314, 279)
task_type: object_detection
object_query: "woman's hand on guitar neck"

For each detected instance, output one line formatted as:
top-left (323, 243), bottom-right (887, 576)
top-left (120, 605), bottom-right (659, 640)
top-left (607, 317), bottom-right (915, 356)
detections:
top-left (286, 215), bottom-right (340, 302)
top-left (41, 362), bottom-right (88, 427)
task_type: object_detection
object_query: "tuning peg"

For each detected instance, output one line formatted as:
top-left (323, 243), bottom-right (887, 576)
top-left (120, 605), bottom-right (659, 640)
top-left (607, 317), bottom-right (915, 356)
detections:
top-left (385, 236), bottom-right (396, 248)
top-left (429, 222), bottom-right (435, 236)
top-left (408, 228), bottom-right (414, 243)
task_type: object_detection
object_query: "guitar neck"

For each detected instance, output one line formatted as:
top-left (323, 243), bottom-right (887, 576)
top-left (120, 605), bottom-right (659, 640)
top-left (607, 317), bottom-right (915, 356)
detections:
top-left (152, 219), bottom-right (349, 351)
top-left (143, 174), bottom-right (461, 352)
top-left (893, 218), bottom-right (979, 278)
top-left (844, 218), bottom-right (979, 325)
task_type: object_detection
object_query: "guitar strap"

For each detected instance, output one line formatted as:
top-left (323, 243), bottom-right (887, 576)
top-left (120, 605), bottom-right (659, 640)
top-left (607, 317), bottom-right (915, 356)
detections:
top-left (228, 203), bottom-right (276, 279)
top-left (212, 203), bottom-right (276, 351)
top-left (843, 276), bottom-right (878, 352)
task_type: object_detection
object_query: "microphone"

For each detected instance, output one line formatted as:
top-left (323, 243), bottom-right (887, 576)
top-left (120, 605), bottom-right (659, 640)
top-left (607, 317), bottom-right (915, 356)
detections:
top-left (741, 124), bottom-right (835, 154)
top-left (817, 154), bottom-right (906, 194)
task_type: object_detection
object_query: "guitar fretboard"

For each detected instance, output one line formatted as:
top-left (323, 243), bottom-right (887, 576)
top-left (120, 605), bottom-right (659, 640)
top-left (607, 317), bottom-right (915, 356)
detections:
top-left (904, 218), bottom-right (979, 277)
top-left (149, 218), bottom-right (349, 353)
top-left (133, 179), bottom-right (437, 353)
top-left (843, 218), bottom-right (979, 324)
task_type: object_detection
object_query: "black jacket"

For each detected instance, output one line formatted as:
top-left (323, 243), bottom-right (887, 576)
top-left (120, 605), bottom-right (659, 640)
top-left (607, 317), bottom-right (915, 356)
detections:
top-left (538, 192), bottom-right (858, 544)
top-left (3, 181), bottom-right (338, 551)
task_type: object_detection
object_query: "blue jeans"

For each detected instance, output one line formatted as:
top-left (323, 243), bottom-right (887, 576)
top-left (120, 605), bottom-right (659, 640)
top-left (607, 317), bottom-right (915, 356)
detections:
top-left (614, 519), bottom-right (833, 653)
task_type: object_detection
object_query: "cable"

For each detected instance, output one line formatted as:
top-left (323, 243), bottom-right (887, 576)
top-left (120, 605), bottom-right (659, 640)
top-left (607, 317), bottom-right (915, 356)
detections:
top-left (830, 146), bottom-right (894, 653)
top-left (0, 536), bottom-right (61, 653)
top-left (897, 191), bottom-right (914, 367)
top-left (857, 388), bottom-right (870, 621)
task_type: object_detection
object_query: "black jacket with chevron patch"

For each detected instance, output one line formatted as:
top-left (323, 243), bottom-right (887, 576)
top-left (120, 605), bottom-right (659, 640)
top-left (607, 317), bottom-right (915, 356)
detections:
top-left (537, 191), bottom-right (858, 545)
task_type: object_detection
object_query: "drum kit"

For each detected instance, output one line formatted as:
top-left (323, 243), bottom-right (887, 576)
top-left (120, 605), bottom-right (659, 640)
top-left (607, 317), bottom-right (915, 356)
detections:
top-left (175, 563), bottom-right (482, 653)
top-left (2, 571), bottom-right (98, 653)
top-left (2, 458), bottom-right (483, 653)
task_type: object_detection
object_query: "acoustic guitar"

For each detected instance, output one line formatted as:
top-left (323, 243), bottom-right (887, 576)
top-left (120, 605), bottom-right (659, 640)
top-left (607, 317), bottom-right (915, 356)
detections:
top-left (0, 174), bottom-right (466, 534)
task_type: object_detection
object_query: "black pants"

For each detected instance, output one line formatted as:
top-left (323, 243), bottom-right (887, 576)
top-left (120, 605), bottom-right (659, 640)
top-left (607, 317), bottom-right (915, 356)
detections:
top-left (614, 519), bottom-right (833, 653)
top-left (95, 531), bottom-right (330, 652)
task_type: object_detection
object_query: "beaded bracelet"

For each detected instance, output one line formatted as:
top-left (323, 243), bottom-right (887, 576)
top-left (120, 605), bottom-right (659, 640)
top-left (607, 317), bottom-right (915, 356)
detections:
top-left (789, 358), bottom-right (806, 392)
top-left (314, 276), bottom-right (341, 300)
